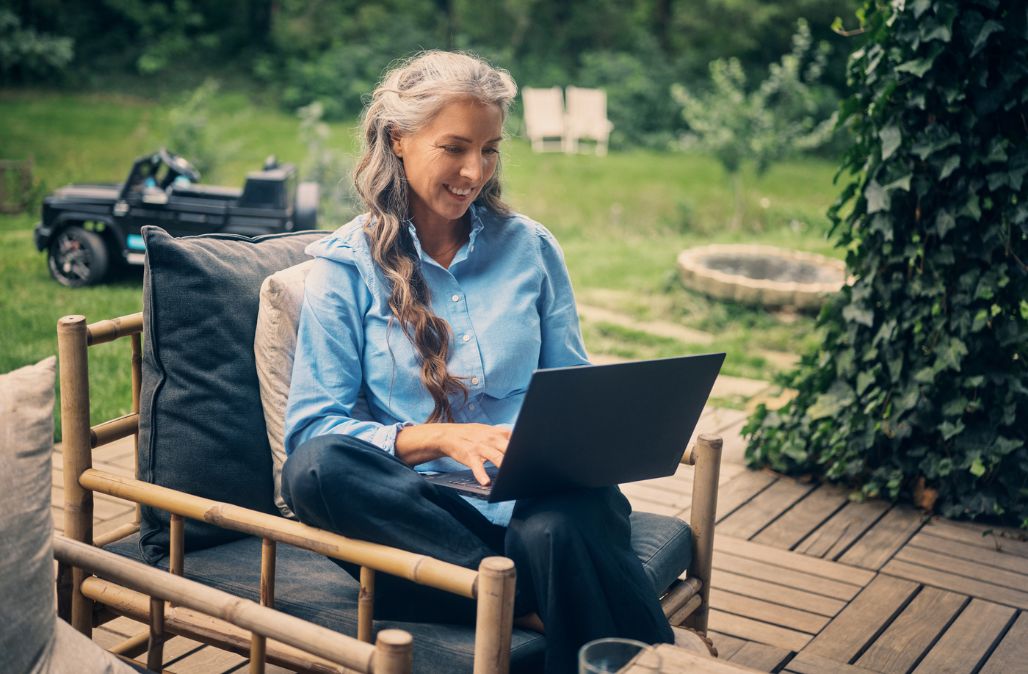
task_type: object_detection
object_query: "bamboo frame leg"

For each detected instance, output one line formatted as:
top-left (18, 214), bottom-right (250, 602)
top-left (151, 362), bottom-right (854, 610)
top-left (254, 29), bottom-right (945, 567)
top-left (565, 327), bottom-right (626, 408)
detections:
top-left (358, 566), bottom-right (375, 643)
top-left (110, 630), bottom-right (151, 658)
top-left (683, 434), bottom-right (722, 634)
top-left (147, 597), bottom-right (166, 671)
top-left (373, 630), bottom-right (413, 674)
top-left (131, 332), bottom-right (142, 525)
top-left (250, 538), bottom-right (277, 674)
top-left (473, 557), bottom-right (516, 674)
top-left (58, 315), bottom-right (94, 636)
top-left (169, 514), bottom-right (184, 577)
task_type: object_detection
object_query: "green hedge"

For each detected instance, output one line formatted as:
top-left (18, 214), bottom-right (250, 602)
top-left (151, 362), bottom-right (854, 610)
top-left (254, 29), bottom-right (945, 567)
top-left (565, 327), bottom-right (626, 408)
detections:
top-left (745, 0), bottom-right (1028, 526)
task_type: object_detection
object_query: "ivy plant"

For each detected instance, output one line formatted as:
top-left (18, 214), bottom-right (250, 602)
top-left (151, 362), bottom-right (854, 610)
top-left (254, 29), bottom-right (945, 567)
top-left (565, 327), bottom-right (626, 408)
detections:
top-left (744, 0), bottom-right (1028, 526)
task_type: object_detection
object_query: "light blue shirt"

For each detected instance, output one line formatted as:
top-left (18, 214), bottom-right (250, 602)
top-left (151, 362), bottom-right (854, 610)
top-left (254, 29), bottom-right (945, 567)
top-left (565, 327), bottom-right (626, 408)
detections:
top-left (284, 204), bottom-right (590, 526)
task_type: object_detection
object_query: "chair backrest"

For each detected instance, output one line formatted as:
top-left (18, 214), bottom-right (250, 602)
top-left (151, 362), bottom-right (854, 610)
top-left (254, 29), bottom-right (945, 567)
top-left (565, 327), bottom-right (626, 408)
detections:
top-left (522, 87), bottom-right (566, 140)
top-left (565, 86), bottom-right (612, 141)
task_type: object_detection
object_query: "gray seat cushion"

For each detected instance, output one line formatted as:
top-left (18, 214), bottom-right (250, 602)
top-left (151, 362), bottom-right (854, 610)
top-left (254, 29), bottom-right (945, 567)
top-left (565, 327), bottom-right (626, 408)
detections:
top-left (107, 510), bottom-right (690, 673)
top-left (137, 227), bottom-right (325, 563)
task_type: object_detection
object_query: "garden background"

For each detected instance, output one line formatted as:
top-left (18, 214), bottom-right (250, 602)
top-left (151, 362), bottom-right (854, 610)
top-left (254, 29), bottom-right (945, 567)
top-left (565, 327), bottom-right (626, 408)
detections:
top-left (2, 0), bottom-right (1023, 526)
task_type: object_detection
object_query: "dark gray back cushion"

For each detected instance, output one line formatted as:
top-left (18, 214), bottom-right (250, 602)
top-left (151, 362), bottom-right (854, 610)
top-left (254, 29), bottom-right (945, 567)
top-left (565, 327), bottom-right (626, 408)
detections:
top-left (138, 226), bottom-right (325, 563)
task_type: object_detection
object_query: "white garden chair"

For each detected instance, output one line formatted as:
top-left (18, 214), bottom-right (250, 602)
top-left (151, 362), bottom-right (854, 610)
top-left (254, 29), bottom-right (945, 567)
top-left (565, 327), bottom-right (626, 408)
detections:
top-left (522, 87), bottom-right (567, 153)
top-left (564, 86), bottom-right (614, 156)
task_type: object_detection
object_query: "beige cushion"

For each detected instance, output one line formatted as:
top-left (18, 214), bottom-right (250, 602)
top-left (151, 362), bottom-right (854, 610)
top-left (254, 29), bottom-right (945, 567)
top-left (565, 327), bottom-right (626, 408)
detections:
top-left (0, 357), bottom-right (133, 674)
top-left (255, 260), bottom-right (316, 518)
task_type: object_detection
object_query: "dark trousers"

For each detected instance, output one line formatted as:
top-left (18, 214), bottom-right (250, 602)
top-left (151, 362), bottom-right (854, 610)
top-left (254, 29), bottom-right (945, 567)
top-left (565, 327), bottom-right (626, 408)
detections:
top-left (282, 434), bottom-right (673, 673)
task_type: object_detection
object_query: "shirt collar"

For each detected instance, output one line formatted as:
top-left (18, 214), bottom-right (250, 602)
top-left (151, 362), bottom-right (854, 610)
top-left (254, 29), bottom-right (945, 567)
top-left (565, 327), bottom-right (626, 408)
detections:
top-left (405, 203), bottom-right (486, 269)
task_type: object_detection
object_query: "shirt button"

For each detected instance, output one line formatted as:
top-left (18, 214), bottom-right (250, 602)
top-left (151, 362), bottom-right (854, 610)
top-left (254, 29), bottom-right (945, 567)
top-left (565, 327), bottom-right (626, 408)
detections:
top-left (471, 376), bottom-right (480, 385)
top-left (468, 403), bottom-right (476, 410)
top-left (451, 294), bottom-right (460, 302)
top-left (462, 334), bottom-right (471, 342)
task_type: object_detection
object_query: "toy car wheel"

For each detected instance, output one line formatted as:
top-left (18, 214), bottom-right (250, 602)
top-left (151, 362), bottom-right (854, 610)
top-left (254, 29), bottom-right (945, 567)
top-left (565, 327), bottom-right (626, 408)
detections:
top-left (47, 226), bottom-right (110, 287)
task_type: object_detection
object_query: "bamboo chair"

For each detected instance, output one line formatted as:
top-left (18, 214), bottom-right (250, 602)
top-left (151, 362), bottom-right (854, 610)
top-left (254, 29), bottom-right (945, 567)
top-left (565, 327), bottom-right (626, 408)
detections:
top-left (53, 535), bottom-right (412, 673)
top-left (56, 311), bottom-right (721, 672)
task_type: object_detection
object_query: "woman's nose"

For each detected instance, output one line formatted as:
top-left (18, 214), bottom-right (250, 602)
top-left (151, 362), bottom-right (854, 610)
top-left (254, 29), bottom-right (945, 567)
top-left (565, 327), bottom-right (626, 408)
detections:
top-left (460, 157), bottom-right (485, 182)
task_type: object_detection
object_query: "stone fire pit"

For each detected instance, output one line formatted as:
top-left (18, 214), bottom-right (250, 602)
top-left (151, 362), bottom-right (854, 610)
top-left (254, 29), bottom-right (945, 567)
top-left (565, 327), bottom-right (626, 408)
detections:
top-left (677, 244), bottom-right (846, 311)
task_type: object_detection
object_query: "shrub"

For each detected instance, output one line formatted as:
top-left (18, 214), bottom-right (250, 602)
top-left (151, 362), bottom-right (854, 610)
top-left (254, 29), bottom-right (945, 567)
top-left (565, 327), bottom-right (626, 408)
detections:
top-left (0, 9), bottom-right (73, 83)
top-left (166, 79), bottom-right (225, 178)
top-left (674, 19), bottom-right (838, 227)
top-left (744, 0), bottom-right (1028, 526)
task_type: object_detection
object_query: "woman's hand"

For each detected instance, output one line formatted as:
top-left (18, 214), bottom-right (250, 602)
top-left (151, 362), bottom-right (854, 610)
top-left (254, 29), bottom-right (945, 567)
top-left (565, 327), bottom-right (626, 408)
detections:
top-left (395, 423), bottom-right (511, 485)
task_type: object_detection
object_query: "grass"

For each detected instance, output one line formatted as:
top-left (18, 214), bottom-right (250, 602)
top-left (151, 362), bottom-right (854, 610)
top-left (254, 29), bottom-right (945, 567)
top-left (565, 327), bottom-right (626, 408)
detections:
top-left (0, 87), bottom-right (842, 430)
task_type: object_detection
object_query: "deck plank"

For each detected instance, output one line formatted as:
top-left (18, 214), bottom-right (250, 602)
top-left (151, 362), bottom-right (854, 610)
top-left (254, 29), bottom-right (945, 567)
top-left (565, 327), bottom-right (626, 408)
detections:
top-left (164, 644), bottom-right (248, 674)
top-left (894, 545), bottom-right (1028, 592)
top-left (712, 570), bottom-right (846, 617)
top-left (838, 506), bottom-right (925, 571)
top-left (727, 641), bottom-right (792, 672)
top-left (714, 552), bottom-right (862, 601)
top-left (716, 479), bottom-right (816, 540)
top-left (710, 588), bottom-right (827, 634)
top-left (912, 599), bottom-right (1016, 674)
top-left (907, 531), bottom-right (1028, 575)
top-left (803, 575), bottom-right (918, 663)
top-left (854, 586), bottom-right (966, 674)
top-left (752, 485), bottom-right (850, 551)
top-left (881, 559), bottom-right (1028, 610)
top-left (708, 631), bottom-right (748, 660)
top-left (921, 519), bottom-right (1028, 558)
top-left (715, 536), bottom-right (875, 587)
top-left (979, 611), bottom-right (1028, 674)
top-left (715, 471), bottom-right (778, 522)
top-left (793, 500), bottom-right (889, 560)
top-left (708, 609), bottom-right (811, 652)
top-left (785, 652), bottom-right (879, 674)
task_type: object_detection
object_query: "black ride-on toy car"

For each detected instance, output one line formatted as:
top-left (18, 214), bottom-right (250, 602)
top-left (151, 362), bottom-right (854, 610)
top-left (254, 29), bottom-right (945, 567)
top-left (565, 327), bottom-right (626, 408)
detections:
top-left (34, 149), bottom-right (319, 286)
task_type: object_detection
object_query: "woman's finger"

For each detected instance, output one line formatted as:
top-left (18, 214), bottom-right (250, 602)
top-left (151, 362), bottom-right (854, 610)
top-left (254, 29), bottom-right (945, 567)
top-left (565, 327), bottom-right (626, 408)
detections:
top-left (469, 459), bottom-right (491, 486)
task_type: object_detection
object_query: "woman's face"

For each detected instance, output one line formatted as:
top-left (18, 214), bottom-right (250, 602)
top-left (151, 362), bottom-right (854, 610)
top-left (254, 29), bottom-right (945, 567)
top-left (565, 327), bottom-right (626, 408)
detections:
top-left (392, 97), bottom-right (503, 231)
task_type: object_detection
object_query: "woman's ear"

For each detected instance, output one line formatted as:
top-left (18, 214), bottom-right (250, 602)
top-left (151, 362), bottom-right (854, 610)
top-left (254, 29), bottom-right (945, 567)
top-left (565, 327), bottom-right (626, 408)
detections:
top-left (389, 129), bottom-right (404, 159)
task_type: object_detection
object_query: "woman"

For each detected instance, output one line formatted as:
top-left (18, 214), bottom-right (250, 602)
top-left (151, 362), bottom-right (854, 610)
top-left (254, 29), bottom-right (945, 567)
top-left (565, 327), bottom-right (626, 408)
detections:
top-left (282, 51), bottom-right (673, 672)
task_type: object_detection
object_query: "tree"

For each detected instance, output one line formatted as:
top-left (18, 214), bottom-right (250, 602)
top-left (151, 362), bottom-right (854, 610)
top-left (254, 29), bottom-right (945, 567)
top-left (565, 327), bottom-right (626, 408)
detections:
top-left (745, 0), bottom-right (1028, 526)
top-left (674, 19), bottom-right (837, 227)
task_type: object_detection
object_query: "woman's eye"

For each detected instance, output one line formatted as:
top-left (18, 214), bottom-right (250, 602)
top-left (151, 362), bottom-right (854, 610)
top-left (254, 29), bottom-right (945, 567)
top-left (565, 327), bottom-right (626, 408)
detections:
top-left (484, 147), bottom-right (500, 156)
top-left (442, 145), bottom-right (462, 154)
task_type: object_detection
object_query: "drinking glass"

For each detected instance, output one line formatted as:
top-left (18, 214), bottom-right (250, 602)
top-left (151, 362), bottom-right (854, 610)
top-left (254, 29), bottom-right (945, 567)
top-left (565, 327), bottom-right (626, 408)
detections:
top-left (578, 638), bottom-right (659, 673)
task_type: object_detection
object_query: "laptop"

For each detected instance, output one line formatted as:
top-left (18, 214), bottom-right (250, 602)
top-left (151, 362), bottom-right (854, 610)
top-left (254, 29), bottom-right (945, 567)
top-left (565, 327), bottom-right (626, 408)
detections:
top-left (424, 352), bottom-right (725, 502)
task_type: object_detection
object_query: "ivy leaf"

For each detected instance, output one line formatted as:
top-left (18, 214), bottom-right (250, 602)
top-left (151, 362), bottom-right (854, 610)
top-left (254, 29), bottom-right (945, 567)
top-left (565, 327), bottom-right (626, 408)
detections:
top-left (939, 154), bottom-right (961, 179)
top-left (843, 303), bottom-right (874, 326)
top-left (807, 382), bottom-right (855, 421)
top-left (865, 179), bottom-right (889, 213)
top-left (934, 210), bottom-right (956, 237)
top-left (911, 0), bottom-right (931, 19)
top-left (880, 125), bottom-right (902, 160)
top-left (896, 58), bottom-right (933, 78)
top-left (856, 370), bottom-right (876, 395)
top-left (938, 337), bottom-right (968, 371)
top-left (969, 457), bottom-right (986, 477)
top-left (941, 420), bottom-right (965, 440)
top-left (972, 20), bottom-right (1004, 57)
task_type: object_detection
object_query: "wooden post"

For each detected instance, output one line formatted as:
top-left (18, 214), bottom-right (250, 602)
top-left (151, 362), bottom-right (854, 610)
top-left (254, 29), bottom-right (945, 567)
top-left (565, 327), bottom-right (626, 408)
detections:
top-left (250, 538), bottom-right (277, 674)
top-left (684, 434), bottom-right (722, 634)
top-left (372, 629), bottom-right (413, 674)
top-left (131, 333), bottom-right (142, 524)
top-left (473, 557), bottom-right (516, 674)
top-left (57, 315), bottom-right (94, 636)
top-left (358, 566), bottom-right (375, 643)
top-left (147, 597), bottom-right (165, 671)
top-left (170, 514), bottom-right (185, 578)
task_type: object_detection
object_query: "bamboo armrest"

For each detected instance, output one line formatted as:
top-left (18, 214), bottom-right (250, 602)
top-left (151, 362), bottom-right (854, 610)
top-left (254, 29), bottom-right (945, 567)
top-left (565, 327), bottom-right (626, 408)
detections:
top-left (53, 535), bottom-right (412, 672)
top-left (80, 468), bottom-right (482, 598)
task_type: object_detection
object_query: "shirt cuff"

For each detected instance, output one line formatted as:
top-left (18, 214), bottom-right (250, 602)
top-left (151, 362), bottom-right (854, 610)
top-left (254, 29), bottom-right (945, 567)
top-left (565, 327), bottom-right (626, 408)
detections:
top-left (373, 421), bottom-right (414, 455)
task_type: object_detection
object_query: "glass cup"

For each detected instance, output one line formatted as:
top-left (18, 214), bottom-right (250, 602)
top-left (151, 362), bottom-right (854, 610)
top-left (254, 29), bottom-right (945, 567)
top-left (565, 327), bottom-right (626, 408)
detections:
top-left (578, 638), bottom-right (660, 673)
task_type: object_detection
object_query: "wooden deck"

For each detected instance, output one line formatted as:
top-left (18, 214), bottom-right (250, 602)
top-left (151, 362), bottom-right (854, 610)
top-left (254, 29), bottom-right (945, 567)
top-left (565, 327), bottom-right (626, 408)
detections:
top-left (53, 406), bottom-right (1028, 673)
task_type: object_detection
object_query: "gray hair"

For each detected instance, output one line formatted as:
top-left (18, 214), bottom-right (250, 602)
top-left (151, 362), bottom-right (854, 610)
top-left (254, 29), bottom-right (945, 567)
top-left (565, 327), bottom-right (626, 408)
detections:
top-left (354, 51), bottom-right (518, 422)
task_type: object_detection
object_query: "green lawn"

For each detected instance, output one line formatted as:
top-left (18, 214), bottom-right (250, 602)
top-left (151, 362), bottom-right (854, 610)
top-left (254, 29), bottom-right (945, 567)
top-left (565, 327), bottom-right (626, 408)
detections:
top-left (0, 89), bottom-right (843, 430)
